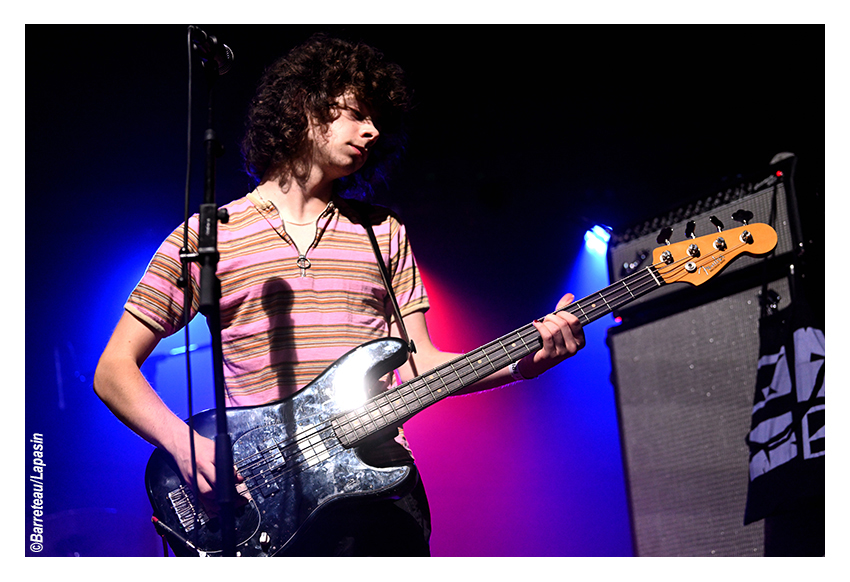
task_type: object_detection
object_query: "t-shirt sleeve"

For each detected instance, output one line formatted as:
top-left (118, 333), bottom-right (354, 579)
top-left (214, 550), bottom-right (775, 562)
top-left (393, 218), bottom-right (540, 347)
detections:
top-left (388, 215), bottom-right (430, 321)
top-left (124, 218), bottom-right (201, 336)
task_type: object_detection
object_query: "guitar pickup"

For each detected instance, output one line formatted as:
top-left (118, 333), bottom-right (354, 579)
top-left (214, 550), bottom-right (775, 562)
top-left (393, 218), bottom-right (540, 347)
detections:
top-left (241, 438), bottom-right (286, 498)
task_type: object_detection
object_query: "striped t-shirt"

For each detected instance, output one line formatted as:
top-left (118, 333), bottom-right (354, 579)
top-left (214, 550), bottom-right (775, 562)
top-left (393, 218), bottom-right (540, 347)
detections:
top-left (126, 192), bottom-right (429, 407)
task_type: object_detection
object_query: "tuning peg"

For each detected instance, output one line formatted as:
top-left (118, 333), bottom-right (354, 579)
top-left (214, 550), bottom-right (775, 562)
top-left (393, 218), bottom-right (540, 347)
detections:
top-left (732, 209), bottom-right (754, 225)
top-left (656, 227), bottom-right (673, 245)
top-left (709, 215), bottom-right (724, 232)
top-left (685, 221), bottom-right (696, 239)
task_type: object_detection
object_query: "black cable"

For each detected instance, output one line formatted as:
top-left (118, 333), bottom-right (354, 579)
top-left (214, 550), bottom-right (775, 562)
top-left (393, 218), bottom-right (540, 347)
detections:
top-left (179, 25), bottom-right (201, 546)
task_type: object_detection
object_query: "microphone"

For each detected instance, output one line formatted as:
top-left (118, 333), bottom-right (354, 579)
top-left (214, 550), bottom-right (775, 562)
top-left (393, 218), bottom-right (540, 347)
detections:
top-left (189, 26), bottom-right (234, 75)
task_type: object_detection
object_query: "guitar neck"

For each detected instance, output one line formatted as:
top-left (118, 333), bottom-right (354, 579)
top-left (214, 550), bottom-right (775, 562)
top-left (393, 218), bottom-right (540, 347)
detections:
top-left (332, 265), bottom-right (665, 447)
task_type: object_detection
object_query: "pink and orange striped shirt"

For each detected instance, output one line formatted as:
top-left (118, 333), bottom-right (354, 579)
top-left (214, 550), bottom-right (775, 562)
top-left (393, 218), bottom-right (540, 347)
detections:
top-left (126, 192), bottom-right (429, 407)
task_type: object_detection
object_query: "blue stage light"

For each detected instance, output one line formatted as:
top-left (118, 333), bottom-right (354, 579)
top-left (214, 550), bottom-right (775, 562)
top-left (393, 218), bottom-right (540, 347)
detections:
top-left (168, 344), bottom-right (199, 356)
top-left (584, 225), bottom-right (611, 255)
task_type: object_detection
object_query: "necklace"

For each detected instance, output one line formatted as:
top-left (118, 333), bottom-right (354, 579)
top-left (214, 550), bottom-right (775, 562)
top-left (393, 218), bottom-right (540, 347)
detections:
top-left (283, 218), bottom-right (316, 227)
top-left (252, 188), bottom-right (326, 226)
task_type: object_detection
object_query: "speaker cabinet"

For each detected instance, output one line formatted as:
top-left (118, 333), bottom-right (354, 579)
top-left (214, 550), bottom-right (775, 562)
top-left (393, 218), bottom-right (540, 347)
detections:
top-left (609, 275), bottom-right (793, 556)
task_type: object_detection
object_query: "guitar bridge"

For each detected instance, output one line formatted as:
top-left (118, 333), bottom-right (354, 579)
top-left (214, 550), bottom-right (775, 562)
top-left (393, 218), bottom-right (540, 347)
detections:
top-left (167, 485), bottom-right (210, 532)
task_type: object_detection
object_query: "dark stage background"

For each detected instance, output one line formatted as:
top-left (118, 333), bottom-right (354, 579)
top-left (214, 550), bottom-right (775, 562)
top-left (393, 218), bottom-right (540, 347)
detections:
top-left (24, 25), bottom-right (824, 557)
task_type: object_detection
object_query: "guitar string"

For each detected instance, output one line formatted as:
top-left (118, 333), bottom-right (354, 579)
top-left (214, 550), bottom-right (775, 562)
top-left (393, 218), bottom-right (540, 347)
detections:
top-left (226, 332), bottom-right (540, 493)
top-left (230, 261), bottom-right (673, 483)
top-left (206, 240), bottom-right (751, 510)
top-left (302, 238), bottom-right (747, 449)
top-left (194, 261), bottom-right (702, 513)
top-left (327, 238), bottom-right (753, 452)
top-left (570, 235), bottom-right (754, 322)
top-left (227, 266), bottom-right (668, 493)
top-left (229, 316), bottom-right (561, 479)
top-left (224, 317), bottom-right (583, 502)
top-left (231, 261), bottom-right (672, 483)
top-left (562, 237), bottom-right (752, 322)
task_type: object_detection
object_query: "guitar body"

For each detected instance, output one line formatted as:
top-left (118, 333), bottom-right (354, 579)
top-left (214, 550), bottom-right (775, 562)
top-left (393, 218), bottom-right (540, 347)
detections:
top-left (143, 221), bottom-right (779, 556)
top-left (145, 338), bottom-right (415, 556)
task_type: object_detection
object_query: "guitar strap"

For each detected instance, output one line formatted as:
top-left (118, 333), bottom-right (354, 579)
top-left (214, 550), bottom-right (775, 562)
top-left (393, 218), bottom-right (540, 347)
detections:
top-left (358, 206), bottom-right (417, 356)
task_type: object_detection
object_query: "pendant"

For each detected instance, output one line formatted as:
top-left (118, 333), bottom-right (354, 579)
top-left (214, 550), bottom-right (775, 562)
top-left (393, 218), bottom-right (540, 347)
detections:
top-left (296, 254), bottom-right (311, 277)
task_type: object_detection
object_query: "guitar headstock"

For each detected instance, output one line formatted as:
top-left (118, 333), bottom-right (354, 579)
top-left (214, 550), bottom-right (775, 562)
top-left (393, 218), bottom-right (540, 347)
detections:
top-left (652, 222), bottom-right (777, 286)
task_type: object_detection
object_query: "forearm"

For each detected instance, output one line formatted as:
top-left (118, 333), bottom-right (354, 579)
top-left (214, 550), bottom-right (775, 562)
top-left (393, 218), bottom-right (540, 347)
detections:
top-left (93, 353), bottom-right (193, 454)
top-left (93, 311), bottom-right (198, 458)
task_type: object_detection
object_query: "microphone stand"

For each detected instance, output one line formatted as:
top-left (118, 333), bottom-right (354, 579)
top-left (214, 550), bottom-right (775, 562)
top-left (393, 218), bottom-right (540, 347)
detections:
top-left (187, 54), bottom-right (236, 557)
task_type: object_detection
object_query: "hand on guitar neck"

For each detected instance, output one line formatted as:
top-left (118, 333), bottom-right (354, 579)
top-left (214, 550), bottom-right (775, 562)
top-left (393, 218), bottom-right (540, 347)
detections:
top-left (390, 292), bottom-right (585, 396)
top-left (522, 293), bottom-right (586, 379)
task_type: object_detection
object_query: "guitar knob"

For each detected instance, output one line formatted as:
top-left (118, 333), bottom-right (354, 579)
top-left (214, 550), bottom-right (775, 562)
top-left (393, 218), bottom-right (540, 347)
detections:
top-left (259, 531), bottom-right (271, 551)
top-left (656, 227), bottom-right (673, 246)
top-left (685, 221), bottom-right (697, 239)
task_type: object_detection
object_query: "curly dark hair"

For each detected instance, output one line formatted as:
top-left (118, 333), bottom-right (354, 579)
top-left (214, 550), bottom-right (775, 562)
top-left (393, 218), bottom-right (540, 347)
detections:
top-left (241, 33), bottom-right (411, 197)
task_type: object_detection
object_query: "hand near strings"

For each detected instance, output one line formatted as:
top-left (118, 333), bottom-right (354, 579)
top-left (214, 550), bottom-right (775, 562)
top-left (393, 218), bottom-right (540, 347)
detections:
top-left (515, 293), bottom-right (585, 380)
top-left (171, 433), bottom-right (245, 517)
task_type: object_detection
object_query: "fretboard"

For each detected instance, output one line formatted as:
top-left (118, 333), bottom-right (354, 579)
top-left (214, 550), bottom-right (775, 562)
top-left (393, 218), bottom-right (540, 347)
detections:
top-left (332, 265), bottom-right (665, 448)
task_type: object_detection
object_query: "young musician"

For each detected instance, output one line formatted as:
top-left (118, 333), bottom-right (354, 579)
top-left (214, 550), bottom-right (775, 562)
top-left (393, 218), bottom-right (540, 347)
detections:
top-left (93, 33), bottom-right (585, 556)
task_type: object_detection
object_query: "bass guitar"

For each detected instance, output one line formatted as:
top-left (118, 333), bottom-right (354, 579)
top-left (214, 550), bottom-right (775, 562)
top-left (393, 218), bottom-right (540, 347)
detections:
top-left (145, 220), bottom-right (777, 556)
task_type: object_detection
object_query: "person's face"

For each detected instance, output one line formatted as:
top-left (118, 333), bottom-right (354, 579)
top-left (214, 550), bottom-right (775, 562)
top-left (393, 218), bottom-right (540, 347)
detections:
top-left (309, 92), bottom-right (380, 181)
